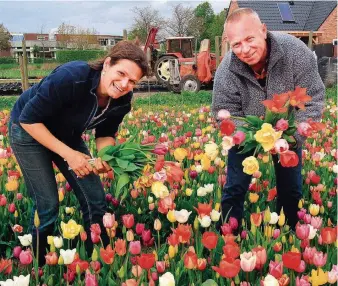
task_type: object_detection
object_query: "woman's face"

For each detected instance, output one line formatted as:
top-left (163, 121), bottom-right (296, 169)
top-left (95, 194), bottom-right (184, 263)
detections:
top-left (100, 58), bottom-right (143, 99)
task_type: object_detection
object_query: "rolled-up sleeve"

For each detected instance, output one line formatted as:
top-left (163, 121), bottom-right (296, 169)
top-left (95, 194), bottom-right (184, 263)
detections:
top-left (19, 68), bottom-right (74, 124)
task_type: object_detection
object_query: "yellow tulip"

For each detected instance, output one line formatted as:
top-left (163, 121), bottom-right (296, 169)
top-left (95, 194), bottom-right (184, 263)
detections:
top-left (309, 204), bottom-right (320, 216)
top-left (309, 268), bottom-right (328, 286)
top-left (34, 211), bottom-right (40, 228)
top-left (254, 123), bottom-right (282, 152)
top-left (185, 188), bottom-right (193, 196)
top-left (55, 173), bottom-right (66, 183)
top-left (249, 192), bottom-right (259, 203)
top-left (151, 181), bottom-right (169, 199)
top-left (60, 219), bottom-right (81, 239)
top-left (278, 208), bottom-right (285, 226)
top-left (242, 156), bottom-right (259, 175)
top-left (5, 178), bottom-right (19, 192)
top-left (168, 245), bottom-right (176, 258)
top-left (201, 154), bottom-right (211, 170)
top-left (154, 219), bottom-right (162, 231)
top-left (167, 210), bottom-right (177, 223)
top-left (262, 155), bottom-right (269, 163)
top-left (174, 148), bottom-right (187, 162)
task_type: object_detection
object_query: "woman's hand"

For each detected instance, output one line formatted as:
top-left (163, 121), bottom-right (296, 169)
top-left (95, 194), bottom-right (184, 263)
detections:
top-left (64, 150), bottom-right (93, 178)
top-left (92, 157), bottom-right (112, 175)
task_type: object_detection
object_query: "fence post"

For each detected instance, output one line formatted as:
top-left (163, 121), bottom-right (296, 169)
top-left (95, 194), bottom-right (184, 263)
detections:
top-left (22, 39), bottom-right (29, 90)
top-left (215, 36), bottom-right (220, 67)
top-left (19, 56), bottom-right (26, 92)
top-left (308, 31), bottom-right (313, 50)
top-left (123, 30), bottom-right (128, 40)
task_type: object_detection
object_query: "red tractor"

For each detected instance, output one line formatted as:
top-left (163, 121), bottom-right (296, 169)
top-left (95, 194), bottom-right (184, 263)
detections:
top-left (143, 28), bottom-right (219, 93)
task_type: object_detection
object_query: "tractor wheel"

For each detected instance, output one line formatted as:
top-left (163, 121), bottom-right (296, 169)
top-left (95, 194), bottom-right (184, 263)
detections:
top-left (167, 83), bottom-right (181, 93)
top-left (155, 56), bottom-right (176, 84)
top-left (180, 75), bottom-right (201, 93)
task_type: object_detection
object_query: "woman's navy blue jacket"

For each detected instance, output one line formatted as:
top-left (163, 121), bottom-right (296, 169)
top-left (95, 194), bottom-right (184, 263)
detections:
top-left (10, 61), bottom-right (132, 143)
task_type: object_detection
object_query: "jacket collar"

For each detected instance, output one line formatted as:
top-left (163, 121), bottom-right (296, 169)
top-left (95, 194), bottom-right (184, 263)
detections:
top-left (228, 31), bottom-right (284, 80)
top-left (90, 69), bottom-right (101, 95)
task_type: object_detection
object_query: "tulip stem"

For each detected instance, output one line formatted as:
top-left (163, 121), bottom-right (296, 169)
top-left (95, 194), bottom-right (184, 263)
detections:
top-left (246, 272), bottom-right (249, 282)
top-left (35, 229), bottom-right (39, 286)
top-left (157, 230), bottom-right (161, 250)
top-left (230, 116), bottom-right (246, 122)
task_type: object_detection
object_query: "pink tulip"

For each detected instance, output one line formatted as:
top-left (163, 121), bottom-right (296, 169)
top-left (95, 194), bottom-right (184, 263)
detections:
top-left (0, 194), bottom-right (7, 206)
top-left (135, 223), bottom-right (145, 235)
top-left (297, 122), bottom-right (312, 137)
top-left (129, 241), bottom-right (141, 255)
top-left (274, 139), bottom-right (289, 154)
top-left (303, 247), bottom-right (316, 264)
top-left (294, 260), bottom-right (306, 273)
top-left (310, 216), bottom-right (322, 229)
top-left (273, 229), bottom-right (280, 239)
top-left (275, 119), bottom-right (289, 131)
top-left (220, 223), bottom-right (232, 235)
top-left (296, 224), bottom-right (310, 240)
top-left (229, 217), bottom-right (238, 230)
top-left (217, 109), bottom-right (231, 120)
top-left (269, 261), bottom-right (283, 278)
top-left (252, 246), bottom-right (267, 270)
top-left (85, 271), bottom-right (98, 286)
top-left (303, 214), bottom-right (311, 224)
top-left (240, 252), bottom-right (257, 272)
top-left (313, 251), bottom-right (327, 267)
top-left (156, 261), bottom-right (166, 273)
top-left (103, 213), bottom-right (115, 229)
top-left (141, 229), bottom-right (152, 242)
top-left (241, 230), bottom-right (248, 239)
top-left (233, 131), bottom-right (246, 145)
top-left (296, 275), bottom-right (310, 286)
top-left (8, 203), bottom-right (15, 213)
top-left (19, 249), bottom-right (33, 265)
top-left (13, 246), bottom-right (22, 258)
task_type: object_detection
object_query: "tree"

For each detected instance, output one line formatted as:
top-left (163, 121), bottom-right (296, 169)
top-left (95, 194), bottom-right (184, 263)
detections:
top-left (57, 23), bottom-right (98, 50)
top-left (165, 4), bottom-right (195, 37)
top-left (207, 9), bottom-right (227, 50)
top-left (0, 23), bottom-right (12, 51)
top-left (193, 2), bottom-right (215, 43)
top-left (129, 5), bottom-right (166, 43)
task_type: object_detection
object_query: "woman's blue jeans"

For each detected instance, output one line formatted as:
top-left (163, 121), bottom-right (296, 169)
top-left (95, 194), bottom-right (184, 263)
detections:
top-left (8, 120), bottom-right (109, 264)
top-left (221, 146), bottom-right (303, 230)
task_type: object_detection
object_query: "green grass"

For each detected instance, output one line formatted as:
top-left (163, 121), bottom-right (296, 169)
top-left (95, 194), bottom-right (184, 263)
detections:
top-left (0, 86), bottom-right (336, 111)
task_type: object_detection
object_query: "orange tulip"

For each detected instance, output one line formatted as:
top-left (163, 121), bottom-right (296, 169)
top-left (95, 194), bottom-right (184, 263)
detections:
top-left (212, 257), bottom-right (241, 278)
top-left (250, 213), bottom-right (262, 227)
top-left (100, 245), bottom-right (115, 265)
top-left (194, 201), bottom-right (213, 218)
top-left (320, 227), bottom-right (337, 244)
top-left (173, 224), bottom-right (192, 244)
top-left (115, 239), bottom-right (127, 256)
top-left (184, 251), bottom-right (198, 269)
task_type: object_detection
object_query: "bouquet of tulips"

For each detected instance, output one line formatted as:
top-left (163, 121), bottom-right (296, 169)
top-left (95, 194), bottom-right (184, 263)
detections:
top-left (97, 141), bottom-right (155, 201)
top-left (217, 86), bottom-right (325, 175)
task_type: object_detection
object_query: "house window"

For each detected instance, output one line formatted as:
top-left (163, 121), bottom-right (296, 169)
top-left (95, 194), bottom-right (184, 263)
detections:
top-left (277, 3), bottom-right (295, 22)
top-left (37, 35), bottom-right (46, 41)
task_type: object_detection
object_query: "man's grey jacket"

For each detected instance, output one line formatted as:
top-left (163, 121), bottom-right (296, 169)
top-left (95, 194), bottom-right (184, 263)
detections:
top-left (212, 31), bottom-right (325, 146)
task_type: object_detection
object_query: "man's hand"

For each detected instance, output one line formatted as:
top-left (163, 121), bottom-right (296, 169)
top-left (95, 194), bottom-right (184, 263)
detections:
top-left (93, 157), bottom-right (112, 175)
top-left (64, 150), bottom-right (93, 178)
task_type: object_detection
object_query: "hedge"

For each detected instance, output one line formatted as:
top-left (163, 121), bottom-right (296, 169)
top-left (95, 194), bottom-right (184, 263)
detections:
top-left (56, 50), bottom-right (106, 63)
top-left (0, 57), bottom-right (16, 64)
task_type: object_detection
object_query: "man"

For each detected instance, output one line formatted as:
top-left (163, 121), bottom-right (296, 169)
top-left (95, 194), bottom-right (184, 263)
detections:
top-left (212, 8), bottom-right (324, 230)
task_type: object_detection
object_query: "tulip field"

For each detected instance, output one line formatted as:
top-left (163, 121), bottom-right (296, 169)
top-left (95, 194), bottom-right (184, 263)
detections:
top-left (0, 88), bottom-right (337, 286)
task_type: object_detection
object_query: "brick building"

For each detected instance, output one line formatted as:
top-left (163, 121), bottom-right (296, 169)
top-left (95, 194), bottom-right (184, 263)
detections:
top-left (223, 1), bottom-right (337, 55)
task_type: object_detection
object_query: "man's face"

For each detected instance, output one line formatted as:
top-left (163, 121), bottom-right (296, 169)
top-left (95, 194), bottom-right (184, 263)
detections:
top-left (225, 14), bottom-right (267, 67)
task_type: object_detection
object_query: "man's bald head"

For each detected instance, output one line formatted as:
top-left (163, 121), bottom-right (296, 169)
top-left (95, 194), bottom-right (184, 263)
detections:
top-left (225, 8), bottom-right (262, 28)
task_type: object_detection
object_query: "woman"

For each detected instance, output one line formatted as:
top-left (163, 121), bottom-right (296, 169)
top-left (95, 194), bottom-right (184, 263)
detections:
top-left (9, 41), bottom-right (148, 265)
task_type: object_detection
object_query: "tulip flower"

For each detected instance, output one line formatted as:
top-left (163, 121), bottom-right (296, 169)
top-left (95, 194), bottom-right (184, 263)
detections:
top-left (184, 251), bottom-right (198, 269)
top-left (18, 234), bottom-right (32, 247)
top-left (252, 246), bottom-right (267, 270)
top-left (19, 249), bottom-right (33, 265)
top-left (240, 252), bottom-right (257, 272)
top-left (100, 245), bottom-right (115, 265)
top-left (129, 241), bottom-right (141, 255)
top-left (0, 259), bottom-right (12, 275)
top-left (60, 249), bottom-right (76, 265)
top-left (174, 209), bottom-right (192, 224)
top-left (308, 268), bottom-right (328, 286)
top-left (122, 214), bottom-right (135, 229)
top-left (282, 251), bottom-right (301, 270)
top-left (115, 239), bottom-right (127, 256)
top-left (0, 274), bottom-right (30, 286)
top-left (60, 220), bottom-right (81, 240)
top-left (269, 261), bottom-right (283, 279)
top-left (212, 257), bottom-right (241, 278)
top-left (320, 227), bottom-right (337, 244)
top-left (137, 253), bottom-right (155, 270)
top-left (201, 232), bottom-right (218, 250)
top-left (159, 272), bottom-right (175, 286)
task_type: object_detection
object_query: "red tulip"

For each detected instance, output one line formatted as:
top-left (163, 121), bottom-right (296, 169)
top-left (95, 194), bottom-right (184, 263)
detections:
top-left (220, 119), bottom-right (235, 136)
top-left (282, 251), bottom-right (301, 270)
top-left (280, 150), bottom-right (299, 167)
top-left (212, 257), bottom-right (240, 278)
top-left (0, 258), bottom-right (12, 275)
top-left (197, 258), bottom-right (207, 271)
top-left (137, 253), bottom-right (155, 270)
top-left (122, 214), bottom-right (135, 229)
top-left (201, 232), bottom-right (218, 250)
top-left (69, 256), bottom-right (89, 273)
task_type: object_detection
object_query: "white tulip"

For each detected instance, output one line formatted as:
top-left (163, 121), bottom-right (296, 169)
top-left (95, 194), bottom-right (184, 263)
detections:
top-left (159, 272), bottom-right (175, 286)
top-left (0, 274), bottom-right (30, 286)
top-left (18, 234), bottom-right (32, 247)
top-left (204, 184), bottom-right (214, 193)
top-left (308, 224), bottom-right (318, 240)
top-left (53, 236), bottom-right (63, 249)
top-left (332, 164), bottom-right (338, 174)
top-left (263, 274), bottom-right (279, 286)
top-left (197, 187), bottom-right (207, 197)
top-left (195, 165), bottom-right (203, 173)
top-left (269, 212), bottom-right (279, 225)
top-left (60, 249), bottom-right (76, 265)
top-left (198, 216), bottom-right (212, 228)
top-left (210, 210), bottom-right (221, 222)
top-left (174, 209), bottom-right (192, 224)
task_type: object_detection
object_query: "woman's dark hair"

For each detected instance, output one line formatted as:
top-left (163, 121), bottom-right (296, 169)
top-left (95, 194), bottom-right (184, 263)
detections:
top-left (89, 40), bottom-right (149, 77)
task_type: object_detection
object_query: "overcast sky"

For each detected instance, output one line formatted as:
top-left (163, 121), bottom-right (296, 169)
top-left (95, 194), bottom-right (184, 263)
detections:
top-left (0, 0), bottom-right (230, 36)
